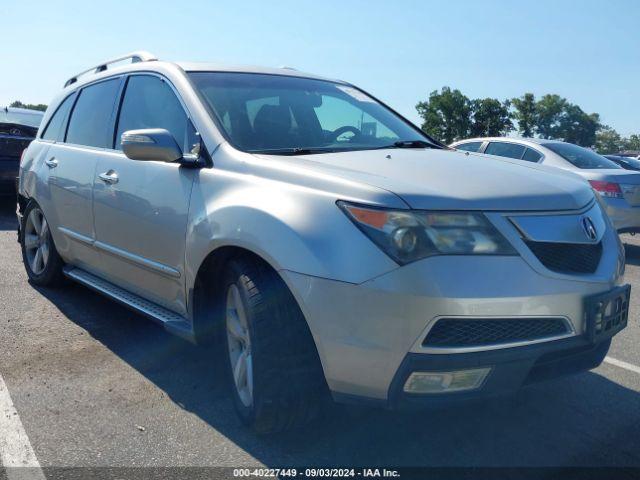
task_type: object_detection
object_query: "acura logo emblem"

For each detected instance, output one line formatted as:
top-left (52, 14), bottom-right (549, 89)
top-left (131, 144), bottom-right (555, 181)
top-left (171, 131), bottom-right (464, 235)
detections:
top-left (581, 216), bottom-right (597, 241)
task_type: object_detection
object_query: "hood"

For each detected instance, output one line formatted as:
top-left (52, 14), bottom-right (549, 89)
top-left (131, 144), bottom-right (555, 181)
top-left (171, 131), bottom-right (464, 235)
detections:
top-left (256, 148), bottom-right (594, 211)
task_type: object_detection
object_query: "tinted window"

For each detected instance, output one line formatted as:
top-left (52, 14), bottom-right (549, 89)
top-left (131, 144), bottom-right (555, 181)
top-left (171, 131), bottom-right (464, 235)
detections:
top-left (189, 72), bottom-right (431, 154)
top-left (66, 79), bottom-right (120, 148)
top-left (544, 142), bottom-right (621, 170)
top-left (606, 155), bottom-right (640, 170)
top-left (485, 142), bottom-right (526, 159)
top-left (41, 95), bottom-right (75, 141)
top-left (456, 142), bottom-right (482, 152)
top-left (116, 75), bottom-right (199, 154)
top-left (522, 148), bottom-right (543, 162)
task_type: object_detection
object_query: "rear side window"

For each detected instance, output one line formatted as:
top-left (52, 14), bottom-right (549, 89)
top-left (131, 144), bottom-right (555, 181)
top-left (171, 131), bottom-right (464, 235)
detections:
top-left (522, 148), bottom-right (543, 162)
top-left (485, 142), bottom-right (526, 160)
top-left (66, 79), bottom-right (120, 148)
top-left (455, 141), bottom-right (483, 152)
top-left (41, 94), bottom-right (75, 142)
top-left (115, 75), bottom-right (199, 154)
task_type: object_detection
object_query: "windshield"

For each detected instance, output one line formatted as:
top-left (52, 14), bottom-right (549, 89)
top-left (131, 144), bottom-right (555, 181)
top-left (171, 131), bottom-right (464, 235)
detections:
top-left (544, 142), bottom-right (621, 169)
top-left (189, 72), bottom-right (432, 154)
top-left (0, 108), bottom-right (43, 128)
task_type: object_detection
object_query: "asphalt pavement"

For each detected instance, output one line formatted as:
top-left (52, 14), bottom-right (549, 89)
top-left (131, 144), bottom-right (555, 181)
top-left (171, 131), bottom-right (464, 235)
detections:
top-left (1, 199), bottom-right (639, 473)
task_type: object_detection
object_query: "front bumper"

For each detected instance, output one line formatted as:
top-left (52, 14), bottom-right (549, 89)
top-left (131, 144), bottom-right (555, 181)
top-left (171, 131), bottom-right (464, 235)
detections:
top-left (602, 196), bottom-right (640, 232)
top-left (282, 250), bottom-right (625, 403)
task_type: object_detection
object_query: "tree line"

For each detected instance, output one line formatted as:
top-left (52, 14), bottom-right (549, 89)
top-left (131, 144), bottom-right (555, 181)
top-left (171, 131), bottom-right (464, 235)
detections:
top-left (416, 87), bottom-right (638, 154)
top-left (9, 100), bottom-right (48, 112)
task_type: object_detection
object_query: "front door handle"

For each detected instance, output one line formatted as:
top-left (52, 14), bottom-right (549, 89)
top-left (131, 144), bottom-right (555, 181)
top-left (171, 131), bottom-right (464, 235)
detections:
top-left (45, 158), bottom-right (58, 168)
top-left (98, 170), bottom-right (119, 185)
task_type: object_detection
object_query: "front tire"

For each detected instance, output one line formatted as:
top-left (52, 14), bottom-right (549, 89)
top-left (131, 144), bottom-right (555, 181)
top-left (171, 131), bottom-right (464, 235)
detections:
top-left (222, 257), bottom-right (327, 433)
top-left (20, 201), bottom-right (64, 286)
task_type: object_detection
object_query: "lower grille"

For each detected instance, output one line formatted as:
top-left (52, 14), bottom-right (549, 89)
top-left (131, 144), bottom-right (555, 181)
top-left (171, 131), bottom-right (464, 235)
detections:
top-left (423, 317), bottom-right (570, 348)
top-left (525, 240), bottom-right (602, 274)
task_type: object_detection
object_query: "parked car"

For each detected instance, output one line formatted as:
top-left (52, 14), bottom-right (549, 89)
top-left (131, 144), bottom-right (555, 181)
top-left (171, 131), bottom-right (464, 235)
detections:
top-left (19, 52), bottom-right (629, 432)
top-left (604, 155), bottom-right (640, 171)
top-left (617, 151), bottom-right (640, 160)
top-left (0, 107), bottom-right (43, 196)
top-left (450, 137), bottom-right (640, 234)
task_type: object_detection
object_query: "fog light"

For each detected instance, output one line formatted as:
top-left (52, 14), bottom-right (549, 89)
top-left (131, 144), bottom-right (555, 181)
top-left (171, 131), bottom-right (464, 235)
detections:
top-left (403, 367), bottom-right (491, 394)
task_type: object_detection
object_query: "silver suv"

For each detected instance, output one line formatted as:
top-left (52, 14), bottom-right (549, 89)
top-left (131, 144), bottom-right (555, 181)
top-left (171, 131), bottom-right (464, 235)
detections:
top-left (18, 52), bottom-right (629, 432)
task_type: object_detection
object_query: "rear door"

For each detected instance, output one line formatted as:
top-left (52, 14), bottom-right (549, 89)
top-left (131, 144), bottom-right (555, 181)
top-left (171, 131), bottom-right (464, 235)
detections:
top-left (92, 74), bottom-right (199, 316)
top-left (46, 77), bottom-right (123, 271)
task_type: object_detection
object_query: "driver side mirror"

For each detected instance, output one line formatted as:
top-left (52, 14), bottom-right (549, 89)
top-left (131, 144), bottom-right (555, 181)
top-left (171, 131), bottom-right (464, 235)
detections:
top-left (121, 129), bottom-right (184, 163)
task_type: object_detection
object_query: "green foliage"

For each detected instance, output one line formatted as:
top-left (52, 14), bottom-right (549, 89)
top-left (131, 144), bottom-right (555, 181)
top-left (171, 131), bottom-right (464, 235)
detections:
top-left (9, 100), bottom-right (47, 112)
top-left (595, 126), bottom-right (624, 154)
top-left (416, 87), bottom-right (472, 144)
top-left (416, 88), bottom-right (631, 149)
top-left (622, 134), bottom-right (640, 152)
top-left (469, 98), bottom-right (513, 137)
top-left (534, 94), bottom-right (568, 140)
top-left (511, 93), bottom-right (536, 137)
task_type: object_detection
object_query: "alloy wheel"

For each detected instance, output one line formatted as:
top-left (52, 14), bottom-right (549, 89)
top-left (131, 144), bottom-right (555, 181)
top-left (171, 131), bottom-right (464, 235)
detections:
top-left (24, 207), bottom-right (50, 276)
top-left (226, 284), bottom-right (254, 407)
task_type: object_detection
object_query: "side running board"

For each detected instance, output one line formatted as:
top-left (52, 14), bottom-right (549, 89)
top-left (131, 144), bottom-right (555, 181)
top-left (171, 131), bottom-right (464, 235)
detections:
top-left (63, 266), bottom-right (195, 343)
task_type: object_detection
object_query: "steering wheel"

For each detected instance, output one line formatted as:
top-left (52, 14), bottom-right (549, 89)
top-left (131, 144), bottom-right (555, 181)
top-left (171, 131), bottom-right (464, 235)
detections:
top-left (329, 125), bottom-right (363, 142)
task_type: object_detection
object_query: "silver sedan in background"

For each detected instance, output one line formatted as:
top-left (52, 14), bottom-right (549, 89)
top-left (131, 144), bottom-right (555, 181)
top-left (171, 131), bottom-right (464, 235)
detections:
top-left (450, 137), bottom-right (640, 233)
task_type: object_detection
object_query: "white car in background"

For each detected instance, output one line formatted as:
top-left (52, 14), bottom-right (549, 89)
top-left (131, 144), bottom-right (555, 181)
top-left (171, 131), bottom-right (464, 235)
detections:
top-left (450, 137), bottom-right (640, 233)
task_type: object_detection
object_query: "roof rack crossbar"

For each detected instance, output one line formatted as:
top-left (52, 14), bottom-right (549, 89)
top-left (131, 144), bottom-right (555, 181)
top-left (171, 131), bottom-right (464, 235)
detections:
top-left (64, 51), bottom-right (158, 88)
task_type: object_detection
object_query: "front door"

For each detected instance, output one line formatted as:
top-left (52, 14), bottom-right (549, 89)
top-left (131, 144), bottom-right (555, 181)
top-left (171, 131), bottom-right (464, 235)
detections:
top-left (92, 74), bottom-right (200, 316)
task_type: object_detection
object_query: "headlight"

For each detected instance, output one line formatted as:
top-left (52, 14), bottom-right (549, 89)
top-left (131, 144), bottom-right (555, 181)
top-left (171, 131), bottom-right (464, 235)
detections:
top-left (338, 201), bottom-right (517, 265)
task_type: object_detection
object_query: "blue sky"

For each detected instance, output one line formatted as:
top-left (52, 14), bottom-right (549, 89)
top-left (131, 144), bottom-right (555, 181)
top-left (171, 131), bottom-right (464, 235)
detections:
top-left (2, 0), bottom-right (638, 135)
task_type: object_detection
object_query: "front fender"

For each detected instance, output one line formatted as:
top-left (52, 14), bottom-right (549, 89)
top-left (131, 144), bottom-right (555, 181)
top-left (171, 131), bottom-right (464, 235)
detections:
top-left (184, 168), bottom-right (400, 297)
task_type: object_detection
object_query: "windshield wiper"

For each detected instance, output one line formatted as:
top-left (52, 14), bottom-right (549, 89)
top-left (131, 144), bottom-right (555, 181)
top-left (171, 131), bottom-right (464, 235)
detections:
top-left (393, 140), bottom-right (437, 148)
top-left (249, 147), bottom-right (337, 156)
top-left (372, 140), bottom-right (439, 150)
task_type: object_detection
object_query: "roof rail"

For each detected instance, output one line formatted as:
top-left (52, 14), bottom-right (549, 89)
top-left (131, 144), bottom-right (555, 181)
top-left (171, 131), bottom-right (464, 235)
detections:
top-left (64, 51), bottom-right (158, 88)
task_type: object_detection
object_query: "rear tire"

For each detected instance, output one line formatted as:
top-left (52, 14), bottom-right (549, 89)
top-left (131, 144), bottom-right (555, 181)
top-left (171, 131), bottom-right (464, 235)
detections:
top-left (20, 201), bottom-right (65, 287)
top-left (221, 256), bottom-right (327, 433)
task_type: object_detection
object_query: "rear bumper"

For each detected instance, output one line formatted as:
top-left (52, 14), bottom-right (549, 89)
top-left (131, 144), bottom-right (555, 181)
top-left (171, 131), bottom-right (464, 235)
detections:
top-left (0, 161), bottom-right (19, 195)
top-left (602, 197), bottom-right (640, 232)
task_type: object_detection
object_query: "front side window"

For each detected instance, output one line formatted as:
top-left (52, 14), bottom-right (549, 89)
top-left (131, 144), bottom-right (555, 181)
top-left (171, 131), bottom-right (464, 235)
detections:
top-left (484, 142), bottom-right (526, 160)
top-left (66, 79), bottom-right (120, 148)
top-left (41, 94), bottom-right (75, 142)
top-left (115, 75), bottom-right (199, 154)
top-left (543, 142), bottom-right (621, 170)
top-left (455, 141), bottom-right (483, 152)
top-left (189, 72), bottom-right (432, 154)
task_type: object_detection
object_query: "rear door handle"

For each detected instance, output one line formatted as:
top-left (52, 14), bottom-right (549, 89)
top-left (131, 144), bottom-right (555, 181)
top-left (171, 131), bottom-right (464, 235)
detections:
top-left (45, 158), bottom-right (58, 168)
top-left (98, 170), bottom-right (119, 185)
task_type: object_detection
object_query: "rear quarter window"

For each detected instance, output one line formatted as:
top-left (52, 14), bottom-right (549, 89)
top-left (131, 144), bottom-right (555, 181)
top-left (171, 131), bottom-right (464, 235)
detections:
top-left (455, 141), bottom-right (483, 152)
top-left (41, 94), bottom-right (76, 142)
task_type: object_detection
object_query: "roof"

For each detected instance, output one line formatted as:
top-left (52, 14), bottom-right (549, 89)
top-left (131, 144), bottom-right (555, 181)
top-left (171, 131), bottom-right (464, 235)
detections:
top-left (60, 51), bottom-right (347, 93)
